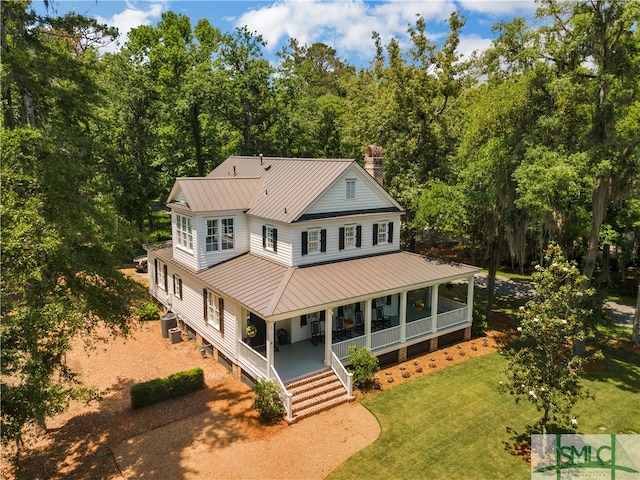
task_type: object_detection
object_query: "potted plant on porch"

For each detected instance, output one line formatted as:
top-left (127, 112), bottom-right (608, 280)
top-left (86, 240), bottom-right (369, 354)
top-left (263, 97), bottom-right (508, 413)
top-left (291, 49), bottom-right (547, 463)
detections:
top-left (246, 325), bottom-right (257, 338)
top-left (277, 328), bottom-right (288, 346)
top-left (413, 299), bottom-right (424, 311)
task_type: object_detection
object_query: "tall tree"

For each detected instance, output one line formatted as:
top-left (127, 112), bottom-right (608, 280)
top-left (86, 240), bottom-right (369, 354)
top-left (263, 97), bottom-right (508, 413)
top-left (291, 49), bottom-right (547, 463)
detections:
top-left (536, 0), bottom-right (640, 281)
top-left (1, 1), bottom-right (137, 455)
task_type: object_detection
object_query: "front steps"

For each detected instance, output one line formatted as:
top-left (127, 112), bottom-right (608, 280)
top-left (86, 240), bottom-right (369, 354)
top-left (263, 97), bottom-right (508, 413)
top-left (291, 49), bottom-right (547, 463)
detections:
top-left (286, 369), bottom-right (352, 423)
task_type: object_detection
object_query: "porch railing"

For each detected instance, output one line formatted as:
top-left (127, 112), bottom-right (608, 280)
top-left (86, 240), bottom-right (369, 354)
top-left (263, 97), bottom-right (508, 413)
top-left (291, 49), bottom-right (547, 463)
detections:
top-left (437, 306), bottom-right (469, 331)
top-left (330, 350), bottom-right (353, 398)
top-left (270, 364), bottom-right (293, 422)
top-left (238, 340), bottom-right (268, 378)
top-left (331, 335), bottom-right (366, 360)
top-left (406, 316), bottom-right (433, 340)
top-left (371, 325), bottom-right (401, 350)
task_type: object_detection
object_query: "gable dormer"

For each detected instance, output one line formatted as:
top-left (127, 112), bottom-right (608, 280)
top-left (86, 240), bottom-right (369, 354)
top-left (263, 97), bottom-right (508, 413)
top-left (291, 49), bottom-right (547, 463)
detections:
top-left (166, 177), bottom-right (260, 271)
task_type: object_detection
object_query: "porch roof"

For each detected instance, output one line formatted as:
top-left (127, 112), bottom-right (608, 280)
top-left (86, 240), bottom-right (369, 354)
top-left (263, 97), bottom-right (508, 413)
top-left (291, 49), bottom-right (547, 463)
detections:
top-left (196, 251), bottom-right (480, 321)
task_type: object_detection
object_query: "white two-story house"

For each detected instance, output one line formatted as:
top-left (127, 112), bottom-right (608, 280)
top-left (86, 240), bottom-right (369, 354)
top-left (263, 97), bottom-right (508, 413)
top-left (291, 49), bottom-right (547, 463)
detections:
top-left (146, 152), bottom-right (480, 421)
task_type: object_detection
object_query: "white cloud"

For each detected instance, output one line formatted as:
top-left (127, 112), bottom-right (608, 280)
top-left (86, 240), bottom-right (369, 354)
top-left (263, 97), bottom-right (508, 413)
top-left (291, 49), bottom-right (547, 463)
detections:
top-left (97, 1), bottom-right (167, 53)
top-left (235, 0), bottom-right (463, 63)
top-left (455, 0), bottom-right (537, 16)
top-left (457, 33), bottom-right (493, 60)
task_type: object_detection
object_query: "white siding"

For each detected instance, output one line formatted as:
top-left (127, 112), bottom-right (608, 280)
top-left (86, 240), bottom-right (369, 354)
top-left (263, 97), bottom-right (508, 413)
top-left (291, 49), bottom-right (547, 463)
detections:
top-left (195, 210), bottom-right (250, 270)
top-left (248, 217), bottom-right (293, 266)
top-left (292, 213), bottom-right (402, 266)
top-left (305, 165), bottom-right (394, 215)
top-left (171, 211), bottom-right (198, 271)
top-left (148, 255), bottom-right (239, 362)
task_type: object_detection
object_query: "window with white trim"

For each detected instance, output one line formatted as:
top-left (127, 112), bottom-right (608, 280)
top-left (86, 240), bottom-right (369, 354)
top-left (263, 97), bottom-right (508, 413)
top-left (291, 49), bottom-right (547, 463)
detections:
top-left (206, 217), bottom-right (235, 253)
top-left (173, 274), bottom-right (182, 300)
top-left (207, 290), bottom-right (221, 330)
top-left (346, 179), bottom-right (356, 199)
top-left (265, 225), bottom-right (276, 251)
top-left (344, 225), bottom-right (356, 249)
top-left (377, 222), bottom-right (388, 244)
top-left (157, 261), bottom-right (166, 290)
top-left (175, 214), bottom-right (193, 251)
top-left (307, 228), bottom-right (320, 254)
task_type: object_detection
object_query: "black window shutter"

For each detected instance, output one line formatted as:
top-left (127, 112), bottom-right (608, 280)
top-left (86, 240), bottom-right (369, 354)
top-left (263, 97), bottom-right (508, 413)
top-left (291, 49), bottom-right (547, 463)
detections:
top-left (163, 264), bottom-right (168, 291)
top-left (388, 222), bottom-right (394, 243)
top-left (320, 229), bottom-right (327, 252)
top-left (302, 231), bottom-right (308, 256)
top-left (172, 274), bottom-right (176, 295)
top-left (339, 227), bottom-right (345, 250)
top-left (338, 306), bottom-right (344, 316)
top-left (300, 314), bottom-right (307, 327)
top-left (373, 224), bottom-right (379, 245)
top-left (273, 229), bottom-right (278, 253)
top-left (219, 297), bottom-right (224, 335)
top-left (320, 310), bottom-right (326, 322)
top-left (355, 302), bottom-right (361, 313)
top-left (154, 259), bottom-right (158, 285)
top-left (203, 289), bottom-right (208, 321)
top-left (262, 226), bottom-right (266, 248)
top-left (386, 295), bottom-right (392, 305)
top-left (178, 278), bottom-right (183, 299)
top-left (356, 225), bottom-right (362, 248)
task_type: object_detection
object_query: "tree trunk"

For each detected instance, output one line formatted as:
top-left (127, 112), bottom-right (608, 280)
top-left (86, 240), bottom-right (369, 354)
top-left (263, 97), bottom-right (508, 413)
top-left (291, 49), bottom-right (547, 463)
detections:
top-left (485, 229), bottom-right (505, 322)
top-left (632, 284), bottom-right (640, 347)
top-left (584, 176), bottom-right (610, 282)
top-left (190, 102), bottom-right (204, 176)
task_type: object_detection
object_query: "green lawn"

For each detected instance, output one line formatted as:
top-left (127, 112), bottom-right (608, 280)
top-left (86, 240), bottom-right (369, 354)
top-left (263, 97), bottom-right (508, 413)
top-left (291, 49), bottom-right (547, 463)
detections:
top-left (327, 343), bottom-right (640, 480)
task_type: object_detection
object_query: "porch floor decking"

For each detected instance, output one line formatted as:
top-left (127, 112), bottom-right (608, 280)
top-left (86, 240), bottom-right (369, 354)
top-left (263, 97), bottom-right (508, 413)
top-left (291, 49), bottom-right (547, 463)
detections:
top-left (275, 339), bottom-right (327, 383)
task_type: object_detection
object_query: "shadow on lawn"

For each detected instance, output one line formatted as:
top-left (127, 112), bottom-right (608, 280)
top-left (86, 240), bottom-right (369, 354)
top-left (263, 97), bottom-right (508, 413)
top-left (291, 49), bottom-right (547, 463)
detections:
top-left (18, 378), bottom-right (256, 480)
top-left (583, 345), bottom-right (640, 394)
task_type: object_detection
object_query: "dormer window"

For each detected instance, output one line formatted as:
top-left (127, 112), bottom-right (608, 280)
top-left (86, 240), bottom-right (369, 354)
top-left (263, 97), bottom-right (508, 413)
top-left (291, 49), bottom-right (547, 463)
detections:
top-left (206, 217), bottom-right (235, 253)
top-left (346, 179), bottom-right (356, 199)
top-left (175, 214), bottom-right (193, 252)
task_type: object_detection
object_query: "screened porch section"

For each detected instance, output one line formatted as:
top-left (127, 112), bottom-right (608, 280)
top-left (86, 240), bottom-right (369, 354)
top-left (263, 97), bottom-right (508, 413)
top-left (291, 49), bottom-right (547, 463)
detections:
top-left (331, 280), bottom-right (472, 360)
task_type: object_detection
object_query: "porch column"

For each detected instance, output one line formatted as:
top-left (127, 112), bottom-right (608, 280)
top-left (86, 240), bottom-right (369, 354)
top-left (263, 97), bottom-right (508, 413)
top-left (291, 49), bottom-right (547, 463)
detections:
top-left (467, 275), bottom-right (475, 323)
top-left (266, 323), bottom-right (274, 380)
top-left (431, 284), bottom-right (439, 333)
top-left (324, 307), bottom-right (333, 366)
top-left (365, 298), bottom-right (372, 349)
top-left (399, 291), bottom-right (407, 343)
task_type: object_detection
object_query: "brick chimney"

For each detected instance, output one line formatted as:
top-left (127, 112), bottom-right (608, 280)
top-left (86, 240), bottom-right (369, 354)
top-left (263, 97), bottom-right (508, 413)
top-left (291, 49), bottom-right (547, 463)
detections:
top-left (364, 145), bottom-right (384, 186)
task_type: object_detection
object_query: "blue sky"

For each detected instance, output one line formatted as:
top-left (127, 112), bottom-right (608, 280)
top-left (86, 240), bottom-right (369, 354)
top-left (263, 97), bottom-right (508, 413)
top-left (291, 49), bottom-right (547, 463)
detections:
top-left (39, 0), bottom-right (539, 66)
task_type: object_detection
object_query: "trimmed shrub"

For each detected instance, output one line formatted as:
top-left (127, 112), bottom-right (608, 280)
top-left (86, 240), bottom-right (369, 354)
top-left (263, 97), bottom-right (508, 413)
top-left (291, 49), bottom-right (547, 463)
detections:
top-left (130, 368), bottom-right (205, 409)
top-left (252, 378), bottom-right (284, 424)
top-left (137, 302), bottom-right (160, 321)
top-left (471, 302), bottom-right (488, 337)
top-left (347, 345), bottom-right (380, 390)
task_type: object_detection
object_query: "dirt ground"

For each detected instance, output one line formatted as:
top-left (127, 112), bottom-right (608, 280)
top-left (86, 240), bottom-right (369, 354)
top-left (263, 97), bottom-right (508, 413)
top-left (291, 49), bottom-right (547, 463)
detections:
top-left (5, 269), bottom-right (509, 480)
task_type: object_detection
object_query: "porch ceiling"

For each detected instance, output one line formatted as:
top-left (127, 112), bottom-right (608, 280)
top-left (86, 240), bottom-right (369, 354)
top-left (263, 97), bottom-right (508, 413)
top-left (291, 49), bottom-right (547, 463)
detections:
top-left (197, 251), bottom-right (480, 320)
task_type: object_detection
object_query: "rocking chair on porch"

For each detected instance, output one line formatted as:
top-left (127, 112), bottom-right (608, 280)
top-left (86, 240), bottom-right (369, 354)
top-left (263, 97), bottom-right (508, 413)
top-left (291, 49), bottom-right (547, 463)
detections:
top-left (310, 321), bottom-right (324, 346)
top-left (374, 305), bottom-right (391, 330)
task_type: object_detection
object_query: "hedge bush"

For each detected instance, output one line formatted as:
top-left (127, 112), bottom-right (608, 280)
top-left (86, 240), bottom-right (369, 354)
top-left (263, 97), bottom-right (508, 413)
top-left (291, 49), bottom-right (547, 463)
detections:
top-left (347, 345), bottom-right (380, 391)
top-left (130, 368), bottom-right (205, 409)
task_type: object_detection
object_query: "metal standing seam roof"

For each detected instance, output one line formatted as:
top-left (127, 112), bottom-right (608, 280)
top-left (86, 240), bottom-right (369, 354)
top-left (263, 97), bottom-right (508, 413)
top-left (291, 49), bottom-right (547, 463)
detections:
top-left (193, 251), bottom-right (480, 320)
top-left (167, 177), bottom-right (261, 212)
top-left (207, 156), bottom-right (383, 223)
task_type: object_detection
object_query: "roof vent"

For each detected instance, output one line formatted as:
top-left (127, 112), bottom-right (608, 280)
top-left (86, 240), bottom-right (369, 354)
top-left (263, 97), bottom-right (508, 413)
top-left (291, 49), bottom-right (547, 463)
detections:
top-left (233, 166), bottom-right (237, 176)
top-left (259, 153), bottom-right (264, 165)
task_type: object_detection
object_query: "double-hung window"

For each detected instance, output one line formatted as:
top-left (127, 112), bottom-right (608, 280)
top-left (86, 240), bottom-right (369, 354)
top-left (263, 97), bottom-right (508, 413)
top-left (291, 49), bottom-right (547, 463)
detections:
top-left (206, 217), bottom-right (235, 253)
top-left (373, 221), bottom-right (394, 246)
top-left (156, 260), bottom-right (167, 291)
top-left (205, 289), bottom-right (224, 332)
top-left (175, 214), bottom-right (193, 251)
top-left (339, 224), bottom-right (361, 250)
top-left (302, 228), bottom-right (326, 256)
top-left (172, 274), bottom-right (183, 300)
top-left (263, 225), bottom-right (277, 252)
